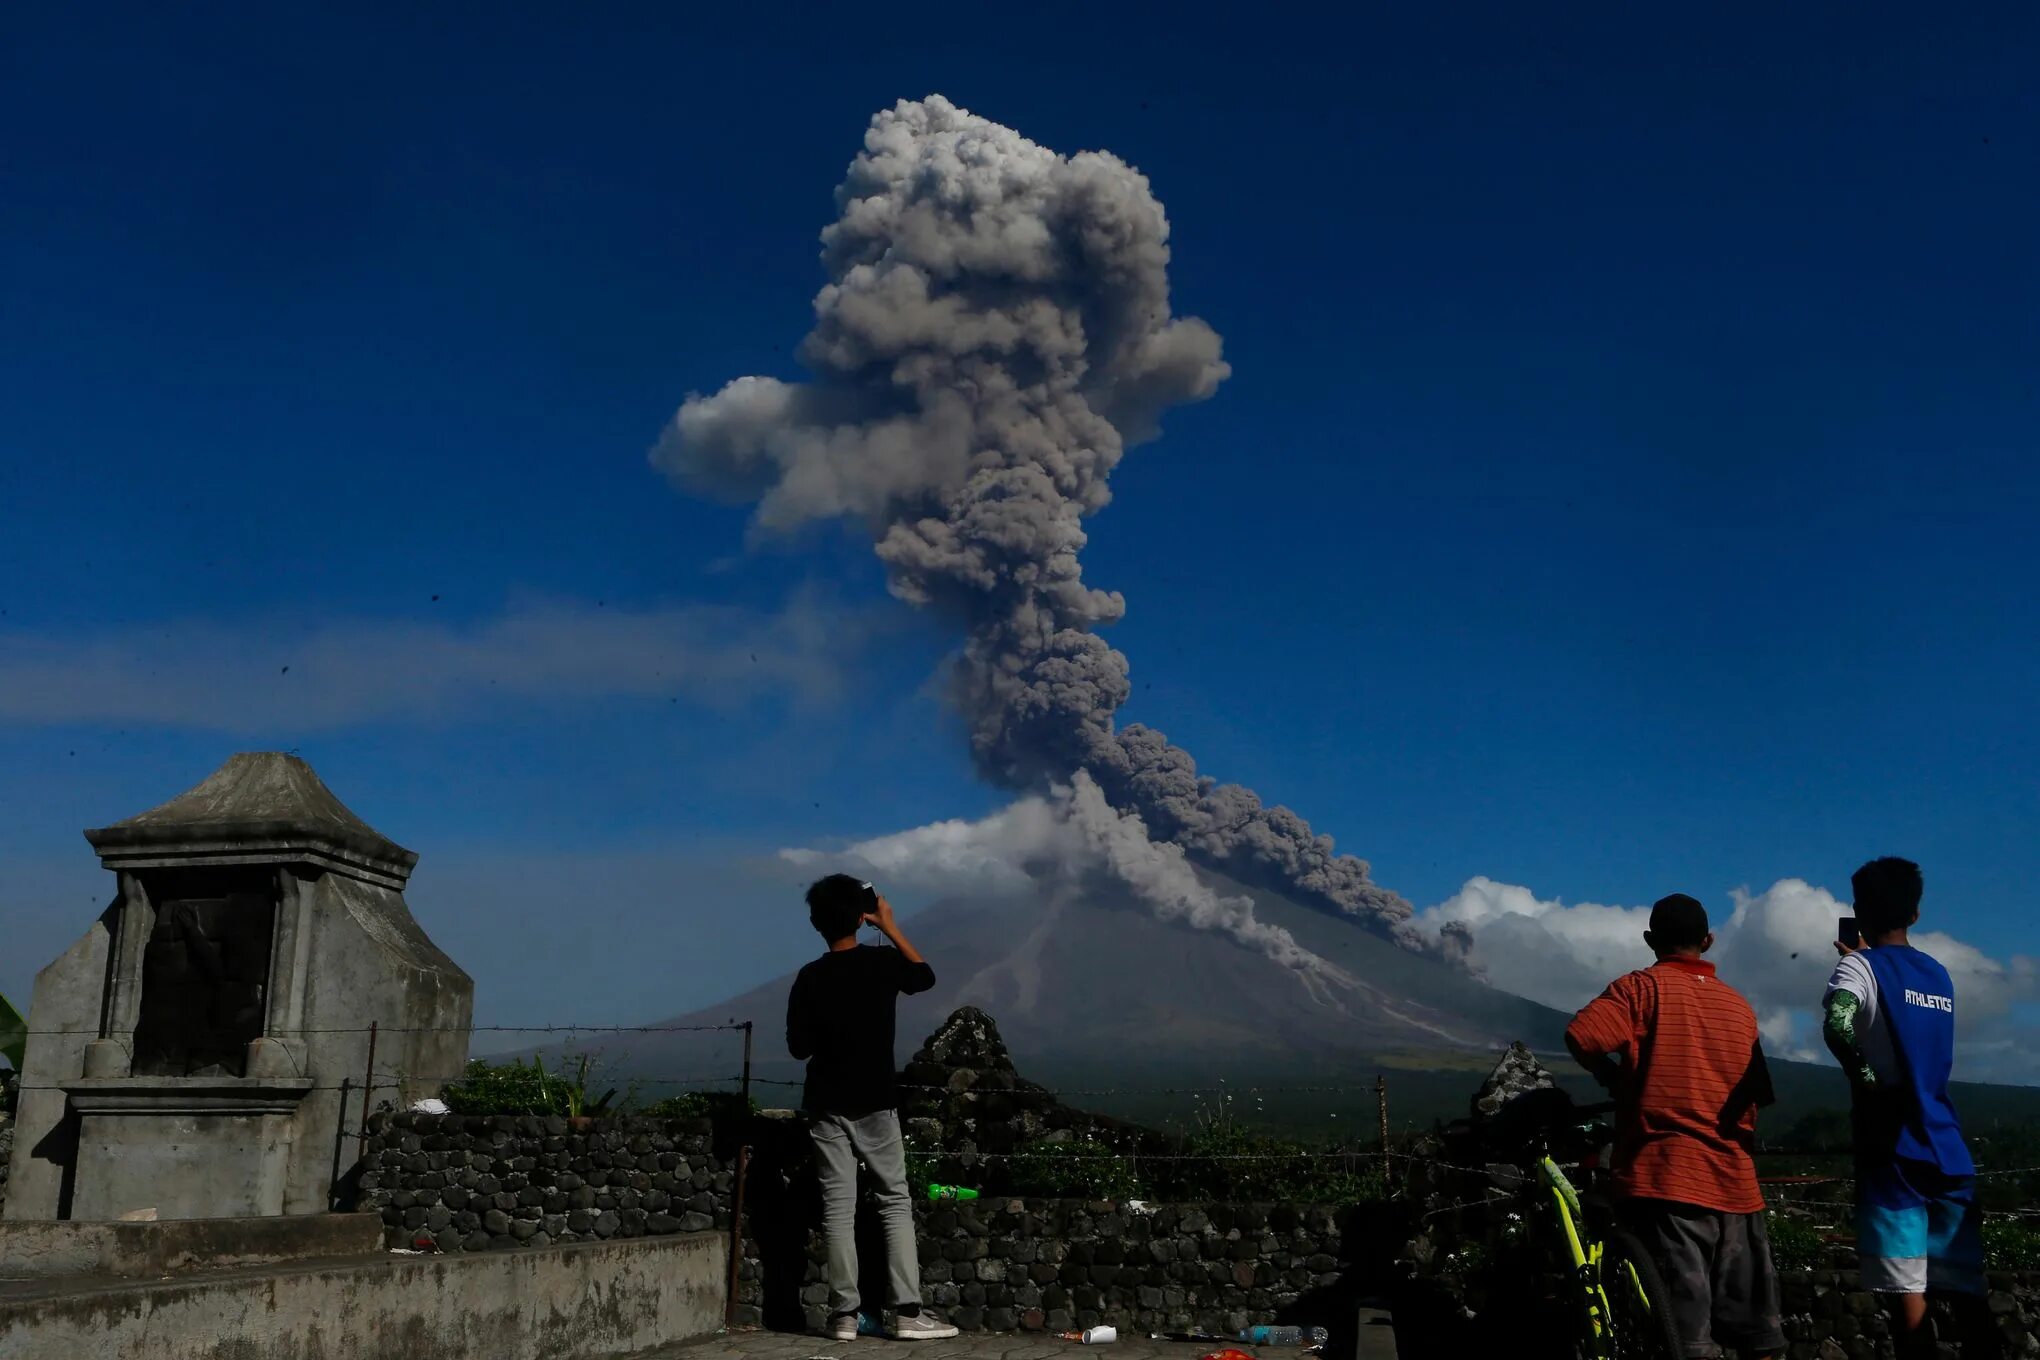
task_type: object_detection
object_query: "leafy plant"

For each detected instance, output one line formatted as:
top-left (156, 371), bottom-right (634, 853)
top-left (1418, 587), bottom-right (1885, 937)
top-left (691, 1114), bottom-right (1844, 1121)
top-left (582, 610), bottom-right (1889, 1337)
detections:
top-left (1009, 1139), bottom-right (1143, 1200)
top-left (1984, 1219), bottom-right (2040, 1271)
top-left (0, 990), bottom-right (25, 1073)
top-left (635, 1090), bottom-right (758, 1121)
top-left (1765, 1211), bottom-right (1826, 1269)
top-left (439, 1052), bottom-right (616, 1117)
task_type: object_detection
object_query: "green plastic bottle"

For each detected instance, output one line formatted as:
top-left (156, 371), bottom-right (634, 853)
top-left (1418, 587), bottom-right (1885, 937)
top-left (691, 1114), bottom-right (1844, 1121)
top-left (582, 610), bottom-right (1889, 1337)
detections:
top-left (926, 1184), bottom-right (979, 1202)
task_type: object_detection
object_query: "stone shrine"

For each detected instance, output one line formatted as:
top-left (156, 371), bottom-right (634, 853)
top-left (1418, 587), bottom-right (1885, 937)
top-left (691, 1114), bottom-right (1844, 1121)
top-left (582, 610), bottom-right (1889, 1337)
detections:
top-left (3, 753), bottom-right (472, 1221)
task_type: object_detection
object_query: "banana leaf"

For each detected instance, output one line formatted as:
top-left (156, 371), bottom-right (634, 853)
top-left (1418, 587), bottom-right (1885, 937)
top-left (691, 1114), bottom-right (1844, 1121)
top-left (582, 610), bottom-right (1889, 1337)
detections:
top-left (0, 990), bottom-right (25, 1072)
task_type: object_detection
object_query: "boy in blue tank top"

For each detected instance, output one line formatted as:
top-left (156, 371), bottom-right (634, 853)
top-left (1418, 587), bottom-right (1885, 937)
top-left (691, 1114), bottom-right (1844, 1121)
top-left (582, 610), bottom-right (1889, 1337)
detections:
top-left (1823, 857), bottom-right (1987, 1359)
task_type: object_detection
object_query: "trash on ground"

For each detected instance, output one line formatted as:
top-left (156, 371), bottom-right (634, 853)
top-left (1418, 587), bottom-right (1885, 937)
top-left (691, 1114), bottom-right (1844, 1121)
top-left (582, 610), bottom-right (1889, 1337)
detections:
top-left (408, 1097), bottom-right (451, 1115)
top-left (925, 1184), bottom-right (979, 1201)
top-left (1058, 1325), bottom-right (1117, 1344)
top-left (1237, 1326), bottom-right (1327, 1347)
top-left (117, 1207), bottom-right (158, 1222)
top-left (1197, 1348), bottom-right (1257, 1360)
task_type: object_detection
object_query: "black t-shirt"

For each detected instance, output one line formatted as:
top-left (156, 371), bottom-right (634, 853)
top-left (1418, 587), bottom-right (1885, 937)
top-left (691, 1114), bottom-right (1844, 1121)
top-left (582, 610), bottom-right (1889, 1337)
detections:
top-left (786, 944), bottom-right (937, 1116)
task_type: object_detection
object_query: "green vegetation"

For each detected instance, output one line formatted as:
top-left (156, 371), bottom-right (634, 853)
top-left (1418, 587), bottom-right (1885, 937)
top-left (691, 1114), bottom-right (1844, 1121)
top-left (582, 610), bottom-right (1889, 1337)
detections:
top-left (1008, 1140), bottom-right (1143, 1199)
top-left (436, 1054), bottom-right (765, 1123)
top-left (1985, 1220), bottom-right (2040, 1270)
top-left (439, 1053), bottom-right (617, 1118)
top-left (633, 1090), bottom-right (758, 1121)
top-left (1765, 1212), bottom-right (1826, 1269)
top-left (0, 990), bottom-right (25, 1073)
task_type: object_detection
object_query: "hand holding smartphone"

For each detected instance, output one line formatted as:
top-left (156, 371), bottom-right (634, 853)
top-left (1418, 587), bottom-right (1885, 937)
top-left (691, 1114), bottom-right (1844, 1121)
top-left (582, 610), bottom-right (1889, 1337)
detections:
top-left (1837, 915), bottom-right (1860, 954)
top-left (859, 881), bottom-right (893, 933)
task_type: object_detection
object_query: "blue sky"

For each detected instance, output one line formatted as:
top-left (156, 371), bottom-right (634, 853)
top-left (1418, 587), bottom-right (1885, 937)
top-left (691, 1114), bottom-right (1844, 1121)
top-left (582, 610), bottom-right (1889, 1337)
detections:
top-left (2, 5), bottom-right (2034, 1039)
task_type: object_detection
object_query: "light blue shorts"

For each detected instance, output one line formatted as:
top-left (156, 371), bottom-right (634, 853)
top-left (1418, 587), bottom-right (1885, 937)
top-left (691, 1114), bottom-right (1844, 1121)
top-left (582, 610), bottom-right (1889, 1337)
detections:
top-left (1856, 1157), bottom-right (1983, 1295)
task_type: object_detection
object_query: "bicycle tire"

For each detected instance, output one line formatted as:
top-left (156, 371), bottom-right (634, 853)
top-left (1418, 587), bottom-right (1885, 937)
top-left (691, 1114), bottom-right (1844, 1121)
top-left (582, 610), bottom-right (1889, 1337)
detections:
top-left (1600, 1228), bottom-right (1686, 1360)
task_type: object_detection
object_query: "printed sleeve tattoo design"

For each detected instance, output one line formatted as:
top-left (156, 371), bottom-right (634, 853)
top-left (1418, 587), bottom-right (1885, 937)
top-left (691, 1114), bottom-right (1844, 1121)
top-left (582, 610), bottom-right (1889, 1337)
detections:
top-left (1823, 989), bottom-right (1878, 1088)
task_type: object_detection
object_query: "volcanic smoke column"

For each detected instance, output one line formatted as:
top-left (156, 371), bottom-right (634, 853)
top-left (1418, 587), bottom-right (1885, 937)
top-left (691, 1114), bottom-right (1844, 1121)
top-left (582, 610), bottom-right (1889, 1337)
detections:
top-left (656, 96), bottom-right (1449, 957)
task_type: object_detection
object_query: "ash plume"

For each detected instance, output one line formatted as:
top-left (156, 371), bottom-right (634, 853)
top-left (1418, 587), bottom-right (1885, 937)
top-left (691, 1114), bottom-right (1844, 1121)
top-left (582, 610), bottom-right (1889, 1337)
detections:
top-left (657, 95), bottom-right (1452, 960)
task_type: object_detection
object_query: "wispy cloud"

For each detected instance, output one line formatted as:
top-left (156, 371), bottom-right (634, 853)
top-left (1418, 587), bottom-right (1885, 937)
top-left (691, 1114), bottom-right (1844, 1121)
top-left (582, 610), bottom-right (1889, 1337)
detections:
top-left (0, 594), bottom-right (868, 732)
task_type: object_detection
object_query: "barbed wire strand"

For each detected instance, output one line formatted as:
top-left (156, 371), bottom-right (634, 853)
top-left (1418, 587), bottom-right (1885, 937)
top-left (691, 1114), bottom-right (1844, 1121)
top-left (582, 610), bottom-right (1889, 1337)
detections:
top-left (14, 1022), bottom-right (751, 1037)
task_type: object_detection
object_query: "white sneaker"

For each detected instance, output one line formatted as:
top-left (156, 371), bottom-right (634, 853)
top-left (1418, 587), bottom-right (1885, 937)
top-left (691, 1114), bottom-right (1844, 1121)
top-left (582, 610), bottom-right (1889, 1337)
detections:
top-left (887, 1312), bottom-right (959, 1341)
top-left (825, 1314), bottom-right (859, 1342)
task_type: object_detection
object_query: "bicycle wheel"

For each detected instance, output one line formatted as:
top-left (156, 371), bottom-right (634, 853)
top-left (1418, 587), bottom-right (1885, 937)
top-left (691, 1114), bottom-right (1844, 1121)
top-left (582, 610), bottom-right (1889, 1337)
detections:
top-left (1600, 1229), bottom-right (1686, 1360)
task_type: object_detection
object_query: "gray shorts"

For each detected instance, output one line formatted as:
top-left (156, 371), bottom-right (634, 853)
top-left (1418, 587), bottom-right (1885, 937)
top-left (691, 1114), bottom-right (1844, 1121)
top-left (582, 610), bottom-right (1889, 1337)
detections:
top-left (1620, 1201), bottom-right (1787, 1359)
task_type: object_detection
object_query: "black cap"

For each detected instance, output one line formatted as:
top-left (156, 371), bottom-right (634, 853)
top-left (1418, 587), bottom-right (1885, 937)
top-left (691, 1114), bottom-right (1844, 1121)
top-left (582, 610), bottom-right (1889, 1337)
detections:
top-left (1648, 893), bottom-right (1710, 950)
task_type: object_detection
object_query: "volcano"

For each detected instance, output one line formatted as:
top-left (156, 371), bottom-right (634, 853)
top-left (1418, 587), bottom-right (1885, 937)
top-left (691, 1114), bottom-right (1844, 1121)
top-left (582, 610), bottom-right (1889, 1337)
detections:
top-left (574, 873), bottom-right (1571, 1131)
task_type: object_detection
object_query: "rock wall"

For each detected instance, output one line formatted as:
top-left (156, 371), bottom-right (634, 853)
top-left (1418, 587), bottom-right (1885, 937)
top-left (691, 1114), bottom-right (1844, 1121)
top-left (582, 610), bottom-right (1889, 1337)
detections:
top-left (792, 1197), bottom-right (1372, 1339)
top-left (1775, 1271), bottom-right (2037, 1360)
top-left (353, 1109), bottom-right (1391, 1336)
top-left (352, 1012), bottom-right (2040, 1353)
top-left (354, 1113), bottom-right (733, 1253)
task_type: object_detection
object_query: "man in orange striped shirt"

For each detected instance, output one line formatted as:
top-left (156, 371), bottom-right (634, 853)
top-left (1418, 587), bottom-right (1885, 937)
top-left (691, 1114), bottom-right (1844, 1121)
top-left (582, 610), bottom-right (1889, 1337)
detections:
top-left (1566, 893), bottom-right (1784, 1360)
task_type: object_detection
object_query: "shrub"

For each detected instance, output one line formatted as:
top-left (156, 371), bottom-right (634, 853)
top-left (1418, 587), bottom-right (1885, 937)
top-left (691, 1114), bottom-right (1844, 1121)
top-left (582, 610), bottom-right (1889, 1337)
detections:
top-left (1766, 1211), bottom-right (1825, 1269)
top-left (0, 990), bottom-right (24, 1075)
top-left (1009, 1140), bottom-right (1144, 1200)
top-left (439, 1053), bottom-right (615, 1117)
top-left (1985, 1219), bottom-right (2040, 1271)
top-left (634, 1090), bottom-right (758, 1122)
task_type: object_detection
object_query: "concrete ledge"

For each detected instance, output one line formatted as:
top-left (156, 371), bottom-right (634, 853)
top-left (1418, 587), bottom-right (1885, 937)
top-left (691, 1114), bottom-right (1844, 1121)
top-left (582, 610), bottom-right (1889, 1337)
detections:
top-left (0, 1213), bottom-right (384, 1281)
top-left (0, 1230), bottom-right (727, 1360)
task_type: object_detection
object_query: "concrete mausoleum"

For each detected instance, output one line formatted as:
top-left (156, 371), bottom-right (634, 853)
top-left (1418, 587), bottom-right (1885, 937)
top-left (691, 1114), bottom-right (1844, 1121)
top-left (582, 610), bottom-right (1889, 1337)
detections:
top-left (3, 752), bottom-right (472, 1222)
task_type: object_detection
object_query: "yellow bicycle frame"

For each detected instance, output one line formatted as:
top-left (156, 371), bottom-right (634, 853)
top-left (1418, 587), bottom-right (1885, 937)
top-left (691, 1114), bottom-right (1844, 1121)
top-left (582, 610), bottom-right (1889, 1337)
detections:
top-left (1539, 1157), bottom-right (1617, 1358)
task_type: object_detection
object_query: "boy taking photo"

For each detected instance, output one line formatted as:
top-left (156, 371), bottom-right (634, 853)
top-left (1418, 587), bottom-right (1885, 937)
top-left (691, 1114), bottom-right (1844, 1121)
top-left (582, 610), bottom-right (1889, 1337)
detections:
top-left (786, 875), bottom-right (957, 1342)
top-left (1824, 857), bottom-right (1987, 1359)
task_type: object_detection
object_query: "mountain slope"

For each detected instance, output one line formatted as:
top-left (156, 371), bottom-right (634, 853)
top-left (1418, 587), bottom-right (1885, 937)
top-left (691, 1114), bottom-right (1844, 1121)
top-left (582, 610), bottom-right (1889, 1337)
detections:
top-left (573, 870), bottom-right (1570, 1116)
top-left (539, 870), bottom-right (2040, 1136)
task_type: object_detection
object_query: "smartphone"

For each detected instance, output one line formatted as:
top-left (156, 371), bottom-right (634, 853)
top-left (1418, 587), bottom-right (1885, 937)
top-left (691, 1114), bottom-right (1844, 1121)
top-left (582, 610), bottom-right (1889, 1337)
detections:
top-left (1838, 916), bottom-right (1860, 949)
top-left (860, 881), bottom-right (881, 923)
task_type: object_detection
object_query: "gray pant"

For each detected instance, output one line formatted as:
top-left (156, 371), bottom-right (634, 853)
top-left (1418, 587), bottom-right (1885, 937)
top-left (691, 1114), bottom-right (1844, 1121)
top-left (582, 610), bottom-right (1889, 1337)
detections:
top-left (809, 1109), bottom-right (920, 1318)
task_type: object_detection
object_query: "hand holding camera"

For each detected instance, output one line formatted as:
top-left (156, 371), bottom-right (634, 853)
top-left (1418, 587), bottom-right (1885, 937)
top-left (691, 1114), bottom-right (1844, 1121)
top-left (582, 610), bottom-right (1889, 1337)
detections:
top-left (859, 882), bottom-right (897, 934)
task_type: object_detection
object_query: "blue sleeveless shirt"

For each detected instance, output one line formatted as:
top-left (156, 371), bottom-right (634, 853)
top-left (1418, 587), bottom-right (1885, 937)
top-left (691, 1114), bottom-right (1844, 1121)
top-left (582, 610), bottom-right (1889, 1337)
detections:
top-left (1861, 944), bottom-right (1973, 1177)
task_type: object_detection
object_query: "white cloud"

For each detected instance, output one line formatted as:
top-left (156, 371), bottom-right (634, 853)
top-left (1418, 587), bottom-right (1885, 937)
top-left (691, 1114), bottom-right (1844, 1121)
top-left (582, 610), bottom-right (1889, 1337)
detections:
top-left (782, 794), bottom-right (1071, 897)
top-left (0, 593), bottom-right (865, 731)
top-left (781, 798), bottom-right (2040, 1083)
top-left (781, 776), bottom-right (1353, 990)
top-left (1416, 877), bottom-right (2039, 1078)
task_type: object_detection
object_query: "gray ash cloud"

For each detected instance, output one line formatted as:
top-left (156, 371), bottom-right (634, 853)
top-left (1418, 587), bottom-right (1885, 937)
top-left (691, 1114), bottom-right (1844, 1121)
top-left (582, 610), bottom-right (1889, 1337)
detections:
top-left (657, 95), bottom-right (1456, 960)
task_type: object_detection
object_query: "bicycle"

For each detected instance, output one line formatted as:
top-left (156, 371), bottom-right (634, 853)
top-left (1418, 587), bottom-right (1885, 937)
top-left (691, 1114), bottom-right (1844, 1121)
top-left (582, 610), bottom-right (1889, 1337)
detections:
top-left (1512, 1095), bottom-right (1685, 1360)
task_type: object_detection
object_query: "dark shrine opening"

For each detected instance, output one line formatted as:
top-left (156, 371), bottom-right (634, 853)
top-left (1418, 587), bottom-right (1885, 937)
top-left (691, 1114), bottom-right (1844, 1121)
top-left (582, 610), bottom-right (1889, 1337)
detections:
top-left (130, 868), bottom-right (276, 1077)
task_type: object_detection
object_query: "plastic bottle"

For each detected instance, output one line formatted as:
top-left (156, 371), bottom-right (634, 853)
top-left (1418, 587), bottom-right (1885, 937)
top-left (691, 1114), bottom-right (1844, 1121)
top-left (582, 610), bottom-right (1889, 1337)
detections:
top-left (925, 1184), bottom-right (979, 1201)
top-left (1058, 1327), bottom-right (1117, 1344)
top-left (1237, 1326), bottom-right (1327, 1346)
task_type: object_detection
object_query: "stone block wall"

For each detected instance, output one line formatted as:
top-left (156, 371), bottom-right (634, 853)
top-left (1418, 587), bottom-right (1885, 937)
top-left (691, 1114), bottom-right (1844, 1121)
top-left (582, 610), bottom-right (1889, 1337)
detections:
top-left (353, 1111), bottom-right (1386, 1336)
top-left (354, 1112), bottom-right (733, 1253)
top-left (352, 1111), bottom-right (2040, 1354)
top-left (775, 1198), bottom-right (1362, 1338)
top-left (1775, 1270), bottom-right (2040, 1360)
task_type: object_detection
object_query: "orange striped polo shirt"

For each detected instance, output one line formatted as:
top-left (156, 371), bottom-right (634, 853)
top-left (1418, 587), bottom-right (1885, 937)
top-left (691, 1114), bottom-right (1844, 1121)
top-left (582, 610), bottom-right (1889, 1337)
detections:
top-left (1565, 956), bottom-right (1770, 1214)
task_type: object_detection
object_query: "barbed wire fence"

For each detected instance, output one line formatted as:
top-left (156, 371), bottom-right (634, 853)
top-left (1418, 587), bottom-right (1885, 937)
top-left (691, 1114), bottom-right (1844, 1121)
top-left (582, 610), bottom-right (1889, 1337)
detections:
top-left (18, 1022), bottom-right (2040, 1246)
